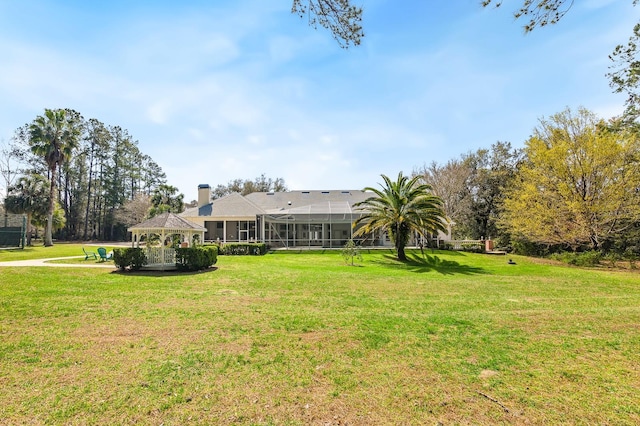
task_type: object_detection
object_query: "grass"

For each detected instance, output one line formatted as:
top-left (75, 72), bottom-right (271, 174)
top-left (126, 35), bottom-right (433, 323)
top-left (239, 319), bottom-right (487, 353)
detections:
top-left (1, 246), bottom-right (639, 424)
top-left (0, 243), bottom-right (119, 262)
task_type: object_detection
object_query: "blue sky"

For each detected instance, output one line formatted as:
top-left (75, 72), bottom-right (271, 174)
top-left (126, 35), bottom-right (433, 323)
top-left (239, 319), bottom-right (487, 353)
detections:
top-left (0, 0), bottom-right (637, 201)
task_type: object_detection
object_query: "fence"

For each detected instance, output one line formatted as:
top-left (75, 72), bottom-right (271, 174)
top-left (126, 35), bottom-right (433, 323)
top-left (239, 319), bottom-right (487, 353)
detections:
top-left (0, 214), bottom-right (26, 248)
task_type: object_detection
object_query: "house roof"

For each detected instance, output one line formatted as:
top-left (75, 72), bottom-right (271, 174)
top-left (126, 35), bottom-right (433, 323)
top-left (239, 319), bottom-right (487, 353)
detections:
top-left (128, 212), bottom-right (206, 231)
top-left (213, 192), bottom-right (265, 216)
top-left (181, 190), bottom-right (372, 219)
top-left (182, 192), bottom-right (265, 218)
top-left (245, 190), bottom-right (370, 212)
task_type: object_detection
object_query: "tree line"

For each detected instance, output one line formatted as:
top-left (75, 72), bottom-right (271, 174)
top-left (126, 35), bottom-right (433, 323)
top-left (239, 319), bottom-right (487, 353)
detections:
top-left (416, 107), bottom-right (640, 256)
top-left (2, 108), bottom-right (169, 244)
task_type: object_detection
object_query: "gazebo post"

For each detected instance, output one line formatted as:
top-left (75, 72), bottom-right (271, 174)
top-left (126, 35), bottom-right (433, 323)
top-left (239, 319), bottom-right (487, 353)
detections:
top-left (161, 229), bottom-right (166, 272)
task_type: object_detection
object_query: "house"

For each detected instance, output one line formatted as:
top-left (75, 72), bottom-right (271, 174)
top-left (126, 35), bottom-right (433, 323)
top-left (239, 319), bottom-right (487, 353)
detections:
top-left (180, 184), bottom-right (391, 249)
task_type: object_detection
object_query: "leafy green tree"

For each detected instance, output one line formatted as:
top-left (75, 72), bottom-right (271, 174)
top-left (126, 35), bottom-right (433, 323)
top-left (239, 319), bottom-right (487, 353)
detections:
top-left (139, 154), bottom-right (167, 195)
top-left (81, 118), bottom-right (110, 240)
top-left (462, 142), bottom-right (523, 243)
top-left (419, 142), bottom-right (522, 243)
top-left (149, 184), bottom-right (184, 217)
top-left (4, 174), bottom-right (49, 246)
top-left (353, 172), bottom-right (446, 261)
top-left (27, 109), bottom-right (81, 246)
top-left (502, 107), bottom-right (640, 251)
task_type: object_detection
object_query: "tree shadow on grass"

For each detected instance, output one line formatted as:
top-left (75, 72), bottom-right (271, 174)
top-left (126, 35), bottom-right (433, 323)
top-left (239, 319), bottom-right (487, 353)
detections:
top-left (373, 252), bottom-right (486, 276)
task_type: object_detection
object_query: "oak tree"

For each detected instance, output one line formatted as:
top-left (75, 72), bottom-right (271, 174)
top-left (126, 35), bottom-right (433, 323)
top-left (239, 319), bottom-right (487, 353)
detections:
top-left (502, 107), bottom-right (640, 250)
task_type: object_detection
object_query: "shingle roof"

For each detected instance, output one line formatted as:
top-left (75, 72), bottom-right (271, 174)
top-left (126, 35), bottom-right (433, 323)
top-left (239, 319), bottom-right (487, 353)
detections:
top-left (245, 190), bottom-right (370, 213)
top-left (181, 190), bottom-right (372, 219)
top-left (128, 212), bottom-right (206, 231)
top-left (208, 193), bottom-right (265, 217)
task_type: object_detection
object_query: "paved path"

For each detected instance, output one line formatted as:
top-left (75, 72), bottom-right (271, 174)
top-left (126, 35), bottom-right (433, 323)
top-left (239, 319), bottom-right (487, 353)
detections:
top-left (0, 256), bottom-right (116, 268)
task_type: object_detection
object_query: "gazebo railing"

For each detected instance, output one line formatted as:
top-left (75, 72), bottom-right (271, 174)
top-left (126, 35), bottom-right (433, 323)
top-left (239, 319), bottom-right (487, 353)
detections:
top-left (145, 247), bottom-right (176, 265)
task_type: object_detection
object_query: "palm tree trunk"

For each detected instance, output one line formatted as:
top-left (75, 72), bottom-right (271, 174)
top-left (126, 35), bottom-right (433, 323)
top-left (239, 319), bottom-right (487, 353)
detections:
top-left (44, 164), bottom-right (57, 247)
top-left (397, 243), bottom-right (407, 261)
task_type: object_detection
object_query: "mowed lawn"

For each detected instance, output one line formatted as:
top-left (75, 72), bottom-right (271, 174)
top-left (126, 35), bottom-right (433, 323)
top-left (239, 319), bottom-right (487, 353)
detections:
top-left (1, 246), bottom-right (639, 425)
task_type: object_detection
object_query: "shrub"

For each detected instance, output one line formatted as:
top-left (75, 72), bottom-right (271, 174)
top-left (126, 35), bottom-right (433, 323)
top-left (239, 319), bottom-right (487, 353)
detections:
top-left (550, 251), bottom-right (602, 267)
top-left (603, 252), bottom-right (622, 268)
top-left (512, 239), bottom-right (547, 256)
top-left (113, 248), bottom-right (147, 271)
top-left (175, 246), bottom-right (218, 271)
top-left (623, 247), bottom-right (638, 269)
top-left (219, 243), bottom-right (266, 256)
top-left (342, 239), bottom-right (363, 266)
top-left (460, 242), bottom-right (484, 253)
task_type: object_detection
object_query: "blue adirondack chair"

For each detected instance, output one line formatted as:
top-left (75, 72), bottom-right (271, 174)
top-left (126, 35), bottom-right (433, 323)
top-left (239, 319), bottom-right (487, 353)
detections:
top-left (97, 247), bottom-right (113, 261)
top-left (83, 247), bottom-right (97, 260)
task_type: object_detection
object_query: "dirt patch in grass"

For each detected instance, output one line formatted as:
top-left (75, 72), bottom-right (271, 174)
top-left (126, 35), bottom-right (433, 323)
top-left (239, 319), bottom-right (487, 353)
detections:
top-left (479, 369), bottom-right (499, 379)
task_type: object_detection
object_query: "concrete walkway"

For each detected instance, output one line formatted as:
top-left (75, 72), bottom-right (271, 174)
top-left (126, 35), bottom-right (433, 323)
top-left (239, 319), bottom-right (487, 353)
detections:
top-left (0, 256), bottom-right (116, 268)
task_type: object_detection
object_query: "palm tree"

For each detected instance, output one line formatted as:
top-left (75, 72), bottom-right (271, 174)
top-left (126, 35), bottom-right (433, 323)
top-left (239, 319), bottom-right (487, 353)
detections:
top-left (4, 174), bottom-right (49, 246)
top-left (353, 172), bottom-right (447, 261)
top-left (28, 109), bottom-right (81, 246)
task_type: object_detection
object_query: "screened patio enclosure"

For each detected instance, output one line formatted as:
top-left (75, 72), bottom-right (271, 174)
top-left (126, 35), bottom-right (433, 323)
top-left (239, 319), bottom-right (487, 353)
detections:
top-left (203, 219), bottom-right (259, 243)
top-left (200, 202), bottom-right (374, 248)
top-left (182, 187), bottom-right (394, 249)
top-left (260, 201), bottom-right (381, 249)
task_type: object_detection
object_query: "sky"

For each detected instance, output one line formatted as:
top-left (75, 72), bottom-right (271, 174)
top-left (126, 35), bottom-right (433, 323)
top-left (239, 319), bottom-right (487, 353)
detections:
top-left (0, 0), bottom-right (637, 201)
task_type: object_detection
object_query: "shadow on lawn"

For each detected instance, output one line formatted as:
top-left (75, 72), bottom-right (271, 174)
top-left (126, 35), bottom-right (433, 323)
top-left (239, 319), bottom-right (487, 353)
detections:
top-left (110, 266), bottom-right (218, 277)
top-left (374, 252), bottom-right (486, 275)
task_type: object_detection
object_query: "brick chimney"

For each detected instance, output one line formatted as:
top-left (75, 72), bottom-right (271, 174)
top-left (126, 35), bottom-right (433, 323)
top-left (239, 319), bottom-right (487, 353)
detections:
top-left (198, 184), bottom-right (211, 208)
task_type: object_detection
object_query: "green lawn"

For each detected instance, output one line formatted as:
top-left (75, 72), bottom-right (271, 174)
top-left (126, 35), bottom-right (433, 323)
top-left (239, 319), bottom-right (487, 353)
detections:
top-left (0, 243), bottom-right (120, 262)
top-left (1, 247), bottom-right (639, 424)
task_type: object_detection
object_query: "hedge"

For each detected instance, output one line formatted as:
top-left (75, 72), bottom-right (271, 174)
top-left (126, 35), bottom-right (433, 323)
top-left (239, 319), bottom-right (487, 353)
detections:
top-left (218, 242), bottom-right (267, 256)
top-left (175, 246), bottom-right (218, 271)
top-left (113, 248), bottom-right (147, 271)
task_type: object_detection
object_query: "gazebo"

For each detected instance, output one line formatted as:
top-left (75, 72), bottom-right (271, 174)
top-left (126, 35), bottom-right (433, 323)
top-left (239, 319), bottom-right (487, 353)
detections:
top-left (128, 212), bottom-right (207, 270)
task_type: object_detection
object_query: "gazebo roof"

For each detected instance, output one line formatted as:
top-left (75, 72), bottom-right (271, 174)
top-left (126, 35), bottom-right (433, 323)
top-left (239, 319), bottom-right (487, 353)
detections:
top-left (128, 212), bottom-right (206, 232)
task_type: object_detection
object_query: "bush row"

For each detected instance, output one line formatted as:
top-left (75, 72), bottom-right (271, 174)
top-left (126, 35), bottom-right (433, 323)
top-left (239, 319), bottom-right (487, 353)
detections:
top-left (550, 250), bottom-right (639, 268)
top-left (439, 242), bottom-right (485, 253)
top-left (549, 251), bottom-right (603, 267)
top-left (216, 242), bottom-right (267, 256)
